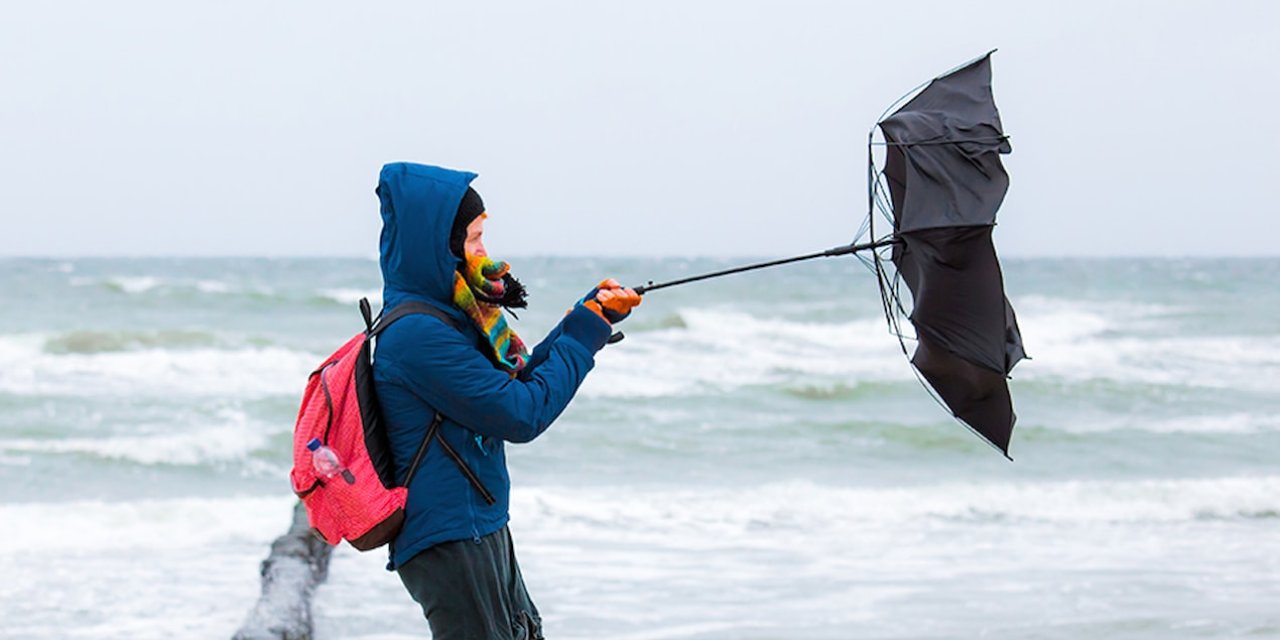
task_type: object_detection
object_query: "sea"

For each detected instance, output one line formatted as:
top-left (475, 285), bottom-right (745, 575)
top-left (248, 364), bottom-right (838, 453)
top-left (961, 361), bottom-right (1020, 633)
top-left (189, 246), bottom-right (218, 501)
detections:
top-left (1, 256), bottom-right (1277, 639)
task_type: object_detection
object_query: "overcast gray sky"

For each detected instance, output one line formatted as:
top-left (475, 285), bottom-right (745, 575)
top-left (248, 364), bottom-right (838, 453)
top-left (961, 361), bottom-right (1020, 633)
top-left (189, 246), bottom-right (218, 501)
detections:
top-left (2, 1), bottom-right (1276, 258)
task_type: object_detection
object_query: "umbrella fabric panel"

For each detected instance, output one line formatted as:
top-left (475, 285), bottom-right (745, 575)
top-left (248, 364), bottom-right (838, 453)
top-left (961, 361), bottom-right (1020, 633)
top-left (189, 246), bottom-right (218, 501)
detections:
top-left (911, 330), bottom-right (1017, 455)
top-left (893, 225), bottom-right (1025, 376)
top-left (879, 54), bottom-right (1012, 233)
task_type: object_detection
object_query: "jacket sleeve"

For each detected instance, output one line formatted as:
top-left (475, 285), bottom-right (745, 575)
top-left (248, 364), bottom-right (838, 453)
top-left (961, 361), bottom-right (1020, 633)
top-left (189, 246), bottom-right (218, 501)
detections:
top-left (519, 313), bottom-right (571, 380)
top-left (381, 305), bottom-right (612, 443)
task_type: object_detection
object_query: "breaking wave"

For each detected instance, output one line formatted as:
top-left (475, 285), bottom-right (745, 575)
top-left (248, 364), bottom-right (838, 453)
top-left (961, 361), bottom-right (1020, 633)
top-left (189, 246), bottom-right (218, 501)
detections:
top-left (42, 329), bottom-right (223, 354)
top-left (23, 475), bottom-right (1274, 557)
top-left (102, 276), bottom-right (163, 294)
top-left (578, 297), bottom-right (1279, 399)
top-left (4, 495), bottom-right (295, 553)
top-left (0, 408), bottom-right (283, 466)
top-left (581, 308), bottom-right (911, 399)
top-left (314, 288), bottom-right (382, 307)
top-left (513, 475), bottom-right (1280, 539)
top-left (0, 333), bottom-right (317, 397)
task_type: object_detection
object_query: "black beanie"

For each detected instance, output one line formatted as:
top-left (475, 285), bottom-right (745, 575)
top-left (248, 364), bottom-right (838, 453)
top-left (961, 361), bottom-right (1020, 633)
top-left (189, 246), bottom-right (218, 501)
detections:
top-left (450, 186), bottom-right (486, 259)
top-left (448, 185), bottom-right (529, 310)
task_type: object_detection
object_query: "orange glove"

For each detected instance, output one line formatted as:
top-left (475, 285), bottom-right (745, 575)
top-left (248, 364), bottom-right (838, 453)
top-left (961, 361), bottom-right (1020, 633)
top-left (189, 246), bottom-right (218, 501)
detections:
top-left (581, 278), bottom-right (641, 324)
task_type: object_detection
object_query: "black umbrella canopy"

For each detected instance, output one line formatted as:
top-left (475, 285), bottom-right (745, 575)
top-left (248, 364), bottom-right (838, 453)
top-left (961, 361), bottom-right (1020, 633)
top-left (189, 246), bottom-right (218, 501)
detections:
top-left (879, 53), bottom-right (1012, 232)
top-left (631, 51), bottom-right (1027, 456)
top-left (878, 52), bottom-right (1027, 455)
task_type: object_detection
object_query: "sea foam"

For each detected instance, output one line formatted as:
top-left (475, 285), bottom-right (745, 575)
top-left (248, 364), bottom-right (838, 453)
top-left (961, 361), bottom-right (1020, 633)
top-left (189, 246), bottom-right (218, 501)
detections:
top-left (582, 308), bottom-right (911, 398)
top-left (5, 494), bottom-right (296, 553)
top-left (0, 333), bottom-right (317, 397)
top-left (1, 495), bottom-right (296, 640)
top-left (317, 288), bottom-right (382, 307)
top-left (513, 475), bottom-right (1280, 541)
top-left (580, 296), bottom-right (1279, 399)
top-left (0, 408), bottom-right (281, 466)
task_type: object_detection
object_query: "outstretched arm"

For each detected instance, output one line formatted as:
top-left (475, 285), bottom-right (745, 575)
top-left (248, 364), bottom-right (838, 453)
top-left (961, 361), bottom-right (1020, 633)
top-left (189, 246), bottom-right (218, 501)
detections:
top-left (380, 306), bottom-right (611, 443)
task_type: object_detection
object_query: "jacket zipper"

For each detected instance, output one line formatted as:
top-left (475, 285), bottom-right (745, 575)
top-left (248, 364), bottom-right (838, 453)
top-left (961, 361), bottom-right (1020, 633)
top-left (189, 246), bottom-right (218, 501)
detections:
top-left (465, 437), bottom-right (480, 543)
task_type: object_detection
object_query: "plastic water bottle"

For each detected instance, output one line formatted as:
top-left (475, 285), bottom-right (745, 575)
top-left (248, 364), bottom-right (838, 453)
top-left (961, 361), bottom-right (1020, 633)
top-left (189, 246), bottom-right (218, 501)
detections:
top-left (307, 438), bottom-right (355, 485)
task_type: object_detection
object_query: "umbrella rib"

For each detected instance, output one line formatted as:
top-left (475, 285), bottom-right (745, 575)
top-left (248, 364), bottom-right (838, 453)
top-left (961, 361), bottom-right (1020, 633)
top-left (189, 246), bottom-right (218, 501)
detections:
top-left (872, 136), bottom-right (1010, 147)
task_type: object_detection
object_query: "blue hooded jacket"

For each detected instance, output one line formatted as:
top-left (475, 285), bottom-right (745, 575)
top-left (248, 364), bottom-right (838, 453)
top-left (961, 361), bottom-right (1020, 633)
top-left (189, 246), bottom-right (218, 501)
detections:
top-left (372, 162), bottom-right (612, 569)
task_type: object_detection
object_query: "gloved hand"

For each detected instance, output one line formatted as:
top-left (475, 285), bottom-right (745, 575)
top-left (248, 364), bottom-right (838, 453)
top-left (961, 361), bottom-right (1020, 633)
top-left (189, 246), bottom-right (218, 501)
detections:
top-left (580, 278), bottom-right (641, 324)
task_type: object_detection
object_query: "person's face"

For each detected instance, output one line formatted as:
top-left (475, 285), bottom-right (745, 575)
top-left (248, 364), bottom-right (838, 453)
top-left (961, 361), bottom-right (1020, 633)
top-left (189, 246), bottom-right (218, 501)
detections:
top-left (464, 213), bottom-right (487, 257)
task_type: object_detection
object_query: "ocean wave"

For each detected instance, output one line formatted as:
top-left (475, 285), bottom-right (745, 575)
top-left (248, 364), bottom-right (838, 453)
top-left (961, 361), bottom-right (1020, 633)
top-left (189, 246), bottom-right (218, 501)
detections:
top-left (623, 312), bottom-right (689, 332)
top-left (315, 288), bottom-right (382, 307)
top-left (0, 453), bottom-right (31, 466)
top-left (68, 274), bottom-right (284, 301)
top-left (1014, 296), bottom-right (1114, 342)
top-left (1017, 330), bottom-right (1280, 392)
top-left (969, 295), bottom-right (1278, 392)
top-left (1030, 411), bottom-right (1280, 435)
top-left (4, 495), bottom-right (295, 553)
top-left (0, 334), bottom-right (318, 397)
top-left (105, 276), bottom-right (163, 294)
top-left (778, 380), bottom-right (878, 401)
top-left (8, 475), bottom-right (1271, 557)
top-left (1016, 294), bottom-right (1186, 322)
top-left (513, 475), bottom-right (1280, 540)
top-left (581, 308), bottom-right (912, 398)
top-left (578, 299), bottom-right (1279, 399)
top-left (42, 329), bottom-right (222, 354)
top-left (76, 276), bottom-right (380, 309)
top-left (0, 408), bottom-right (281, 466)
top-left (317, 471), bottom-right (1280, 639)
top-left (195, 279), bottom-right (232, 294)
top-left (580, 291), bottom-right (1280, 401)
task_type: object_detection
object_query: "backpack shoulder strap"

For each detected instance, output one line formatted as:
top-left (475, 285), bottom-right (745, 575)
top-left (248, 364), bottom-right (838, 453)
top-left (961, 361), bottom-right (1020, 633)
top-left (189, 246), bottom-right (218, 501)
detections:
top-left (368, 299), bottom-right (461, 336)
top-left (360, 298), bottom-right (492, 503)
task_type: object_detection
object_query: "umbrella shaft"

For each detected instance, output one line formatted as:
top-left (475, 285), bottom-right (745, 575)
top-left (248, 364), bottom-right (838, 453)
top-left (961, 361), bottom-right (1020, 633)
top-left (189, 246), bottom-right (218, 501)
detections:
top-left (634, 238), bottom-right (896, 295)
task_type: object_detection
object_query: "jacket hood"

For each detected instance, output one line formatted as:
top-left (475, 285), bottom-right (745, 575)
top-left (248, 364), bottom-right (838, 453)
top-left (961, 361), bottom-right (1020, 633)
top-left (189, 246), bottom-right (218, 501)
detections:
top-left (377, 163), bottom-right (477, 309)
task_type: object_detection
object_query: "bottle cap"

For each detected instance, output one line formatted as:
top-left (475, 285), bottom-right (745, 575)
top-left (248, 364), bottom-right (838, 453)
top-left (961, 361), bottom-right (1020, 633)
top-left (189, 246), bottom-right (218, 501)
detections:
top-left (306, 438), bottom-right (321, 451)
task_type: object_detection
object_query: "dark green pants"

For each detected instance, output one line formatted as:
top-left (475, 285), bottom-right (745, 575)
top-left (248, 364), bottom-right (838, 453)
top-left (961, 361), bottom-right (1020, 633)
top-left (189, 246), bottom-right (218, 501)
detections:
top-left (396, 526), bottom-right (544, 640)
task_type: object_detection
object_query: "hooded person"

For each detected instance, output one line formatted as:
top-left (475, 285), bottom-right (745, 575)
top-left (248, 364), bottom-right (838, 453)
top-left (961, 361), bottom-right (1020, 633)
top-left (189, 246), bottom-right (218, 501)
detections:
top-left (372, 162), bottom-right (640, 640)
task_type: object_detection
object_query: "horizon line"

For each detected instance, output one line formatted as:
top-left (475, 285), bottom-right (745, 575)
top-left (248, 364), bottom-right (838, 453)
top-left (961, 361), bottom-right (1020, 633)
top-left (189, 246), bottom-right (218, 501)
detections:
top-left (1, 252), bottom-right (1278, 261)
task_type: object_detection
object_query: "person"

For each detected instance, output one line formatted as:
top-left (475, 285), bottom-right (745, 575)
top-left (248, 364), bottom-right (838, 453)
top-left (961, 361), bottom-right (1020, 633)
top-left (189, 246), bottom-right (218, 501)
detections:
top-left (371, 162), bottom-right (640, 639)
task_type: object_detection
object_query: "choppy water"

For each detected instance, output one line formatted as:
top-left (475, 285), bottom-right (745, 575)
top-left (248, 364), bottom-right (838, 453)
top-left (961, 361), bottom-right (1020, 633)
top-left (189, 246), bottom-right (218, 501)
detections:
top-left (2, 256), bottom-right (1277, 639)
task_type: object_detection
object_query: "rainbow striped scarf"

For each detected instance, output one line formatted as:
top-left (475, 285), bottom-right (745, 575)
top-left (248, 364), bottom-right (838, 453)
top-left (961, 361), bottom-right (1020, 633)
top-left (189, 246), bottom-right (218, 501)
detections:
top-left (452, 254), bottom-right (528, 375)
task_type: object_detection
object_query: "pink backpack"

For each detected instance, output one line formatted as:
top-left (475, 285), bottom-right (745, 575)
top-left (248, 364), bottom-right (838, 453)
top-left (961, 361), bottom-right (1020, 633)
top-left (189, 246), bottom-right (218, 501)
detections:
top-left (289, 299), bottom-right (461, 550)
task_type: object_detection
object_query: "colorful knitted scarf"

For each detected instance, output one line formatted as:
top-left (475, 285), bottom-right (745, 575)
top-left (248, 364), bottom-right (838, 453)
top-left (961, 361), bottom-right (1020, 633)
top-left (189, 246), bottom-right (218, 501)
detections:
top-left (452, 254), bottom-right (528, 375)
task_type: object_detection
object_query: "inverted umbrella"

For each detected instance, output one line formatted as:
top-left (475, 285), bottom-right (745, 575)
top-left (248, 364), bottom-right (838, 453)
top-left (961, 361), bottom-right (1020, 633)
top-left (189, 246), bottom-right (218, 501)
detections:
top-left (629, 51), bottom-right (1026, 457)
top-left (875, 52), bottom-right (1026, 454)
